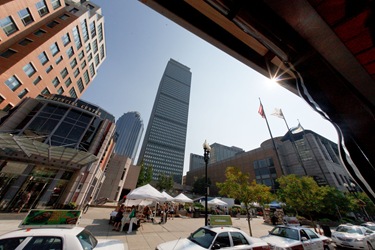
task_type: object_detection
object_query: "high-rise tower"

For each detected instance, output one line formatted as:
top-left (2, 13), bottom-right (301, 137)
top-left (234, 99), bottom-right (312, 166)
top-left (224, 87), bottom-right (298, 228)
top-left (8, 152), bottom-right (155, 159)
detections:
top-left (114, 111), bottom-right (144, 162)
top-left (137, 59), bottom-right (191, 184)
top-left (0, 0), bottom-right (106, 111)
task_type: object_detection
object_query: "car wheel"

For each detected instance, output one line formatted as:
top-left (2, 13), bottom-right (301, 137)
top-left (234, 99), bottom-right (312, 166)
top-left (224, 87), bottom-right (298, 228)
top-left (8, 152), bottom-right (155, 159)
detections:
top-left (368, 242), bottom-right (374, 250)
top-left (324, 246), bottom-right (330, 250)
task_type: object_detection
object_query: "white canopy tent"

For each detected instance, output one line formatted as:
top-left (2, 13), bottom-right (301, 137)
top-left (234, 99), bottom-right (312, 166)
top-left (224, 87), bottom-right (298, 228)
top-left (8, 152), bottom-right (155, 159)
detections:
top-left (123, 199), bottom-right (154, 207)
top-left (161, 191), bottom-right (174, 202)
top-left (126, 184), bottom-right (166, 202)
top-left (173, 193), bottom-right (193, 203)
top-left (207, 198), bottom-right (228, 206)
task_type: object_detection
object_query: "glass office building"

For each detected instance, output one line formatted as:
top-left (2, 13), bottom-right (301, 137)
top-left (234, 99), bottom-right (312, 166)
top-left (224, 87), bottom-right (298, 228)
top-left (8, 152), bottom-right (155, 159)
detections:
top-left (137, 59), bottom-right (191, 184)
top-left (114, 112), bottom-right (144, 162)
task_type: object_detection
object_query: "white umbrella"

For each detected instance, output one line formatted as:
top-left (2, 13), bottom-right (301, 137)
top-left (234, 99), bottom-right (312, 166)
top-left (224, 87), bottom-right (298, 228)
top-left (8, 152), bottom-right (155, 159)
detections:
top-left (173, 193), bottom-right (193, 203)
top-left (161, 191), bottom-right (174, 202)
top-left (208, 198), bottom-right (228, 206)
top-left (126, 184), bottom-right (166, 202)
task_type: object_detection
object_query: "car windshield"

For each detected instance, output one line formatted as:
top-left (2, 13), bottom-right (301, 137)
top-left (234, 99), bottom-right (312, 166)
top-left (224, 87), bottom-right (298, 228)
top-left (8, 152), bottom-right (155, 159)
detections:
top-left (76, 228), bottom-right (98, 249)
top-left (364, 225), bottom-right (375, 231)
top-left (188, 228), bottom-right (216, 249)
top-left (336, 226), bottom-right (363, 235)
top-left (270, 227), bottom-right (299, 241)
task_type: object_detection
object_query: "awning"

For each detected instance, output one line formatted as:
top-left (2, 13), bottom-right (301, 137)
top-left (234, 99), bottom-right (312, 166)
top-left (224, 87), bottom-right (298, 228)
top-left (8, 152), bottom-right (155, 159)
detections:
top-left (0, 133), bottom-right (98, 169)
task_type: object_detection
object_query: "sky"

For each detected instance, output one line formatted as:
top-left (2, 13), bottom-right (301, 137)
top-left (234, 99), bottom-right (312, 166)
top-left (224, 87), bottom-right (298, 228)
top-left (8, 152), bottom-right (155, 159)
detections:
top-left (82, 0), bottom-right (338, 175)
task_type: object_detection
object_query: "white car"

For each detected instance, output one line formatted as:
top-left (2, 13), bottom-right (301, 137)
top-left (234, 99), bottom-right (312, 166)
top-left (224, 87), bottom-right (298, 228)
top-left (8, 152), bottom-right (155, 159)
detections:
top-left (260, 225), bottom-right (331, 250)
top-left (0, 227), bottom-right (124, 250)
top-left (331, 224), bottom-right (375, 249)
top-left (156, 226), bottom-right (270, 250)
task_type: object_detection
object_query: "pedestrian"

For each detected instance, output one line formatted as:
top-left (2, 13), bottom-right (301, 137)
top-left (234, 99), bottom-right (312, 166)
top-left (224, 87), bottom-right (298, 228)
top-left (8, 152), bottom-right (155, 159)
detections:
top-left (17, 191), bottom-right (31, 213)
top-left (112, 204), bottom-right (125, 231)
top-left (83, 196), bottom-right (93, 214)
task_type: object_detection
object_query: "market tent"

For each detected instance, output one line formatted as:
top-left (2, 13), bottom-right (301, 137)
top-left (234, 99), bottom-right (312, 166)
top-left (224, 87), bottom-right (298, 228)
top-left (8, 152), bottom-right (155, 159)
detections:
top-left (161, 191), bottom-right (174, 202)
top-left (123, 199), bottom-right (154, 207)
top-left (126, 184), bottom-right (166, 202)
top-left (173, 193), bottom-right (193, 203)
top-left (208, 198), bottom-right (228, 206)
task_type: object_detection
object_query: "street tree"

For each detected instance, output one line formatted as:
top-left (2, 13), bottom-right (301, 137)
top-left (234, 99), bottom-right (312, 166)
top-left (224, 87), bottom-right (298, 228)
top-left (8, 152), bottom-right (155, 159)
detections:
top-left (276, 175), bottom-right (328, 228)
top-left (216, 166), bottom-right (273, 236)
top-left (156, 172), bottom-right (173, 192)
top-left (136, 161), bottom-right (153, 187)
top-left (192, 176), bottom-right (211, 195)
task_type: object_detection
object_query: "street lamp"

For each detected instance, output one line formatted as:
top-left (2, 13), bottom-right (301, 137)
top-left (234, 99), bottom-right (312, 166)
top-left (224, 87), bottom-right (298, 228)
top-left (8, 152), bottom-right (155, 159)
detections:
top-left (203, 140), bottom-right (211, 226)
top-left (343, 182), bottom-right (370, 221)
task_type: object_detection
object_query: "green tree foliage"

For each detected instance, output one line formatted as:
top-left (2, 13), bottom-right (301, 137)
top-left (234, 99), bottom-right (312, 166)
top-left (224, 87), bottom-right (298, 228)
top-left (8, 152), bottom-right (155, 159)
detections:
top-left (216, 166), bottom-right (273, 236)
top-left (192, 176), bottom-right (212, 195)
top-left (136, 161), bottom-right (153, 187)
top-left (320, 186), bottom-right (352, 220)
top-left (156, 172), bottom-right (174, 192)
top-left (276, 175), bottom-right (328, 227)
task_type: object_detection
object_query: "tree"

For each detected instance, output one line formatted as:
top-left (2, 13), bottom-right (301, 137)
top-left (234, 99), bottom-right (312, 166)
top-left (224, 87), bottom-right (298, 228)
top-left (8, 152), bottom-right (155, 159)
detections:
top-left (320, 186), bottom-right (352, 220)
top-left (136, 161), bottom-right (153, 187)
top-left (276, 175), bottom-right (328, 228)
top-left (192, 176), bottom-right (211, 195)
top-left (217, 166), bottom-right (273, 236)
top-left (156, 172), bottom-right (173, 192)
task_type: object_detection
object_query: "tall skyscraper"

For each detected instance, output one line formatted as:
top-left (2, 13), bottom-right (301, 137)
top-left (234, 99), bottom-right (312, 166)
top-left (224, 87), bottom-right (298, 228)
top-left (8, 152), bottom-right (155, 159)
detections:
top-left (0, 0), bottom-right (106, 111)
top-left (137, 59), bottom-right (191, 184)
top-left (114, 111), bottom-right (144, 162)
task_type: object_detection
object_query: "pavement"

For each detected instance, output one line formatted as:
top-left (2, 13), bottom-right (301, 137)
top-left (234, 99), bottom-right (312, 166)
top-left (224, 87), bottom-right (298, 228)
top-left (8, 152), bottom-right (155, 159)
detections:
top-left (0, 207), bottom-right (276, 250)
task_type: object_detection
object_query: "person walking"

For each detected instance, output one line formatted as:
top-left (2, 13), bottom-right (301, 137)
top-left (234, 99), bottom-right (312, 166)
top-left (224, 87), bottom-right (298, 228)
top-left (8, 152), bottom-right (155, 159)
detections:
top-left (113, 204), bottom-right (125, 231)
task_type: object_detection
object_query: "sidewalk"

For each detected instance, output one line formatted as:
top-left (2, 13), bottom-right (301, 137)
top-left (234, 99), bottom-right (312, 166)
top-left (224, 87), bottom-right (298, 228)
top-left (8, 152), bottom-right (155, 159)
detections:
top-left (0, 207), bottom-right (275, 250)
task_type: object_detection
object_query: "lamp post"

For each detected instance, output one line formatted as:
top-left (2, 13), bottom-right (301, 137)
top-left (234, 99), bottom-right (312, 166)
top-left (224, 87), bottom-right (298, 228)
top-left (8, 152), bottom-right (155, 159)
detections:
top-left (343, 182), bottom-right (370, 221)
top-left (203, 140), bottom-right (211, 226)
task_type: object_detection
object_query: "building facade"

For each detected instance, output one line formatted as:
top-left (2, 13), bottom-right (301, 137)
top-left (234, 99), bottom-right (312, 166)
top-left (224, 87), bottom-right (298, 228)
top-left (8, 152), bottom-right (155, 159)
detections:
top-left (0, 0), bottom-right (106, 111)
top-left (186, 130), bottom-right (352, 195)
top-left (137, 59), bottom-right (191, 184)
top-left (114, 112), bottom-right (144, 162)
top-left (0, 94), bottom-right (116, 211)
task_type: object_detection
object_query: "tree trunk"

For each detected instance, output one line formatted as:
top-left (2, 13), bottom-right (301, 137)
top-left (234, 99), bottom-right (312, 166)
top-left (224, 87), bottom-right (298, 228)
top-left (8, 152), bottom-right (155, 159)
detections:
top-left (245, 204), bottom-right (253, 236)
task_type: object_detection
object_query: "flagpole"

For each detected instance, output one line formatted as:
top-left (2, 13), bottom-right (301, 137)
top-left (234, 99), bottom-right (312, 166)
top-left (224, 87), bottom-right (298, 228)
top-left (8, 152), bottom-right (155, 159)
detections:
top-left (298, 120), bottom-right (329, 185)
top-left (258, 98), bottom-right (285, 175)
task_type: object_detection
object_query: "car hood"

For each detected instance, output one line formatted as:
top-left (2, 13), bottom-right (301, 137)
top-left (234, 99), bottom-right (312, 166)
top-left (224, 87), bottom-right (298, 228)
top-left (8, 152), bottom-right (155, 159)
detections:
top-left (157, 238), bottom-right (206, 250)
top-left (95, 239), bottom-right (125, 250)
top-left (260, 235), bottom-right (300, 247)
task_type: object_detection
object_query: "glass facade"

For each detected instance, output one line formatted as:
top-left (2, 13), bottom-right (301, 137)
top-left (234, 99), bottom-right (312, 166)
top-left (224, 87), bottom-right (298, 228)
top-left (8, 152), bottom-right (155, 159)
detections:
top-left (254, 157), bottom-right (277, 189)
top-left (137, 59), bottom-right (191, 183)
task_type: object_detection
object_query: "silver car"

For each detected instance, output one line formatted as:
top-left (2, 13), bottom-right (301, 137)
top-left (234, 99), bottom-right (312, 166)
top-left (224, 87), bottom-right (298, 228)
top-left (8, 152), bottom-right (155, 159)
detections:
top-left (331, 224), bottom-right (375, 249)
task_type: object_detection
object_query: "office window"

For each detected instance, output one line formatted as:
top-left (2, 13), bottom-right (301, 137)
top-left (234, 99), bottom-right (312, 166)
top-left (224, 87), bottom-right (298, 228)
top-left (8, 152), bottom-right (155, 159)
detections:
top-left (89, 21), bottom-right (96, 38)
top-left (50, 42), bottom-right (59, 56)
top-left (19, 38), bottom-right (33, 46)
top-left (18, 89), bottom-right (28, 99)
top-left (0, 96), bottom-right (4, 104)
top-left (51, 0), bottom-right (61, 10)
top-left (70, 58), bottom-right (77, 68)
top-left (60, 67), bottom-right (68, 78)
top-left (69, 87), bottom-right (77, 98)
top-left (73, 68), bottom-right (80, 78)
top-left (94, 54), bottom-right (99, 66)
top-left (3, 104), bottom-right (13, 112)
top-left (23, 63), bottom-right (36, 77)
top-left (89, 63), bottom-right (95, 77)
top-left (33, 76), bottom-right (42, 85)
top-left (100, 44), bottom-right (105, 59)
top-left (47, 20), bottom-right (59, 28)
top-left (87, 4), bottom-right (95, 10)
top-left (38, 52), bottom-right (49, 65)
top-left (81, 19), bottom-right (89, 42)
top-left (57, 87), bottom-right (64, 94)
top-left (52, 77), bottom-right (60, 87)
top-left (46, 65), bottom-right (53, 73)
top-left (81, 60), bottom-right (86, 69)
top-left (70, 8), bottom-right (79, 13)
top-left (0, 16), bottom-right (18, 36)
top-left (55, 55), bottom-right (63, 64)
top-left (36, 1), bottom-right (49, 17)
top-left (87, 53), bottom-right (92, 62)
top-left (65, 77), bottom-right (72, 87)
top-left (66, 47), bottom-right (74, 58)
top-left (34, 29), bottom-right (46, 36)
top-left (92, 40), bottom-right (98, 53)
top-left (18, 8), bottom-right (34, 26)
top-left (62, 33), bottom-right (70, 46)
top-left (98, 23), bottom-right (103, 42)
top-left (0, 49), bottom-right (17, 58)
top-left (72, 26), bottom-right (82, 49)
top-left (41, 87), bottom-right (50, 94)
top-left (78, 50), bottom-right (84, 60)
top-left (5, 76), bottom-right (21, 91)
top-left (77, 78), bottom-right (84, 92)
top-left (83, 70), bottom-right (90, 84)
top-left (85, 43), bottom-right (91, 53)
top-left (59, 14), bottom-right (69, 20)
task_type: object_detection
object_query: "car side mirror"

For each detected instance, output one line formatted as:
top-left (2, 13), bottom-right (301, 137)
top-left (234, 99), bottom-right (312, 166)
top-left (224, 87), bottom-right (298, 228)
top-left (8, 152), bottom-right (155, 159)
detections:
top-left (301, 237), bottom-right (308, 242)
top-left (211, 243), bottom-right (221, 249)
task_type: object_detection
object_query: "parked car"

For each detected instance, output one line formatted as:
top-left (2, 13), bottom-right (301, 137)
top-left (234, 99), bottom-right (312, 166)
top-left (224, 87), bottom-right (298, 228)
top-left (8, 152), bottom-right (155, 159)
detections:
top-left (331, 224), bottom-right (375, 249)
top-left (362, 222), bottom-right (375, 231)
top-left (261, 225), bottom-right (332, 250)
top-left (156, 225), bottom-right (270, 250)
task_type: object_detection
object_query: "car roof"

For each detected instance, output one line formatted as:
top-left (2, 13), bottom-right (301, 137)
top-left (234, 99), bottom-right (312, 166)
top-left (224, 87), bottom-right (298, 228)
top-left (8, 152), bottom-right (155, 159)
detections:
top-left (0, 226), bottom-right (85, 239)
top-left (202, 226), bottom-right (244, 233)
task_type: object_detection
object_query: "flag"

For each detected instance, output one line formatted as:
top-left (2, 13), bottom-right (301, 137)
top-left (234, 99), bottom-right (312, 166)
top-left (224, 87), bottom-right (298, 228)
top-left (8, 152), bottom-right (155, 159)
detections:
top-left (258, 104), bottom-right (265, 118)
top-left (290, 123), bottom-right (304, 134)
top-left (271, 108), bottom-right (284, 119)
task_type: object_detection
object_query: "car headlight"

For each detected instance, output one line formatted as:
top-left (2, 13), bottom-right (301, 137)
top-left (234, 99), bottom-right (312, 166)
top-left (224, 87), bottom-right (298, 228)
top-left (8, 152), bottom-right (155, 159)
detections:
top-left (354, 238), bottom-right (364, 242)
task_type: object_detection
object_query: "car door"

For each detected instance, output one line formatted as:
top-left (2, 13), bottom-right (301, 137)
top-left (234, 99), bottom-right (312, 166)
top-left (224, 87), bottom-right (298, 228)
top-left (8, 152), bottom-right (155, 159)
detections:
top-left (364, 228), bottom-right (375, 246)
top-left (303, 229), bottom-right (324, 250)
top-left (229, 232), bottom-right (254, 250)
top-left (299, 229), bottom-right (314, 250)
top-left (212, 232), bottom-right (231, 249)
